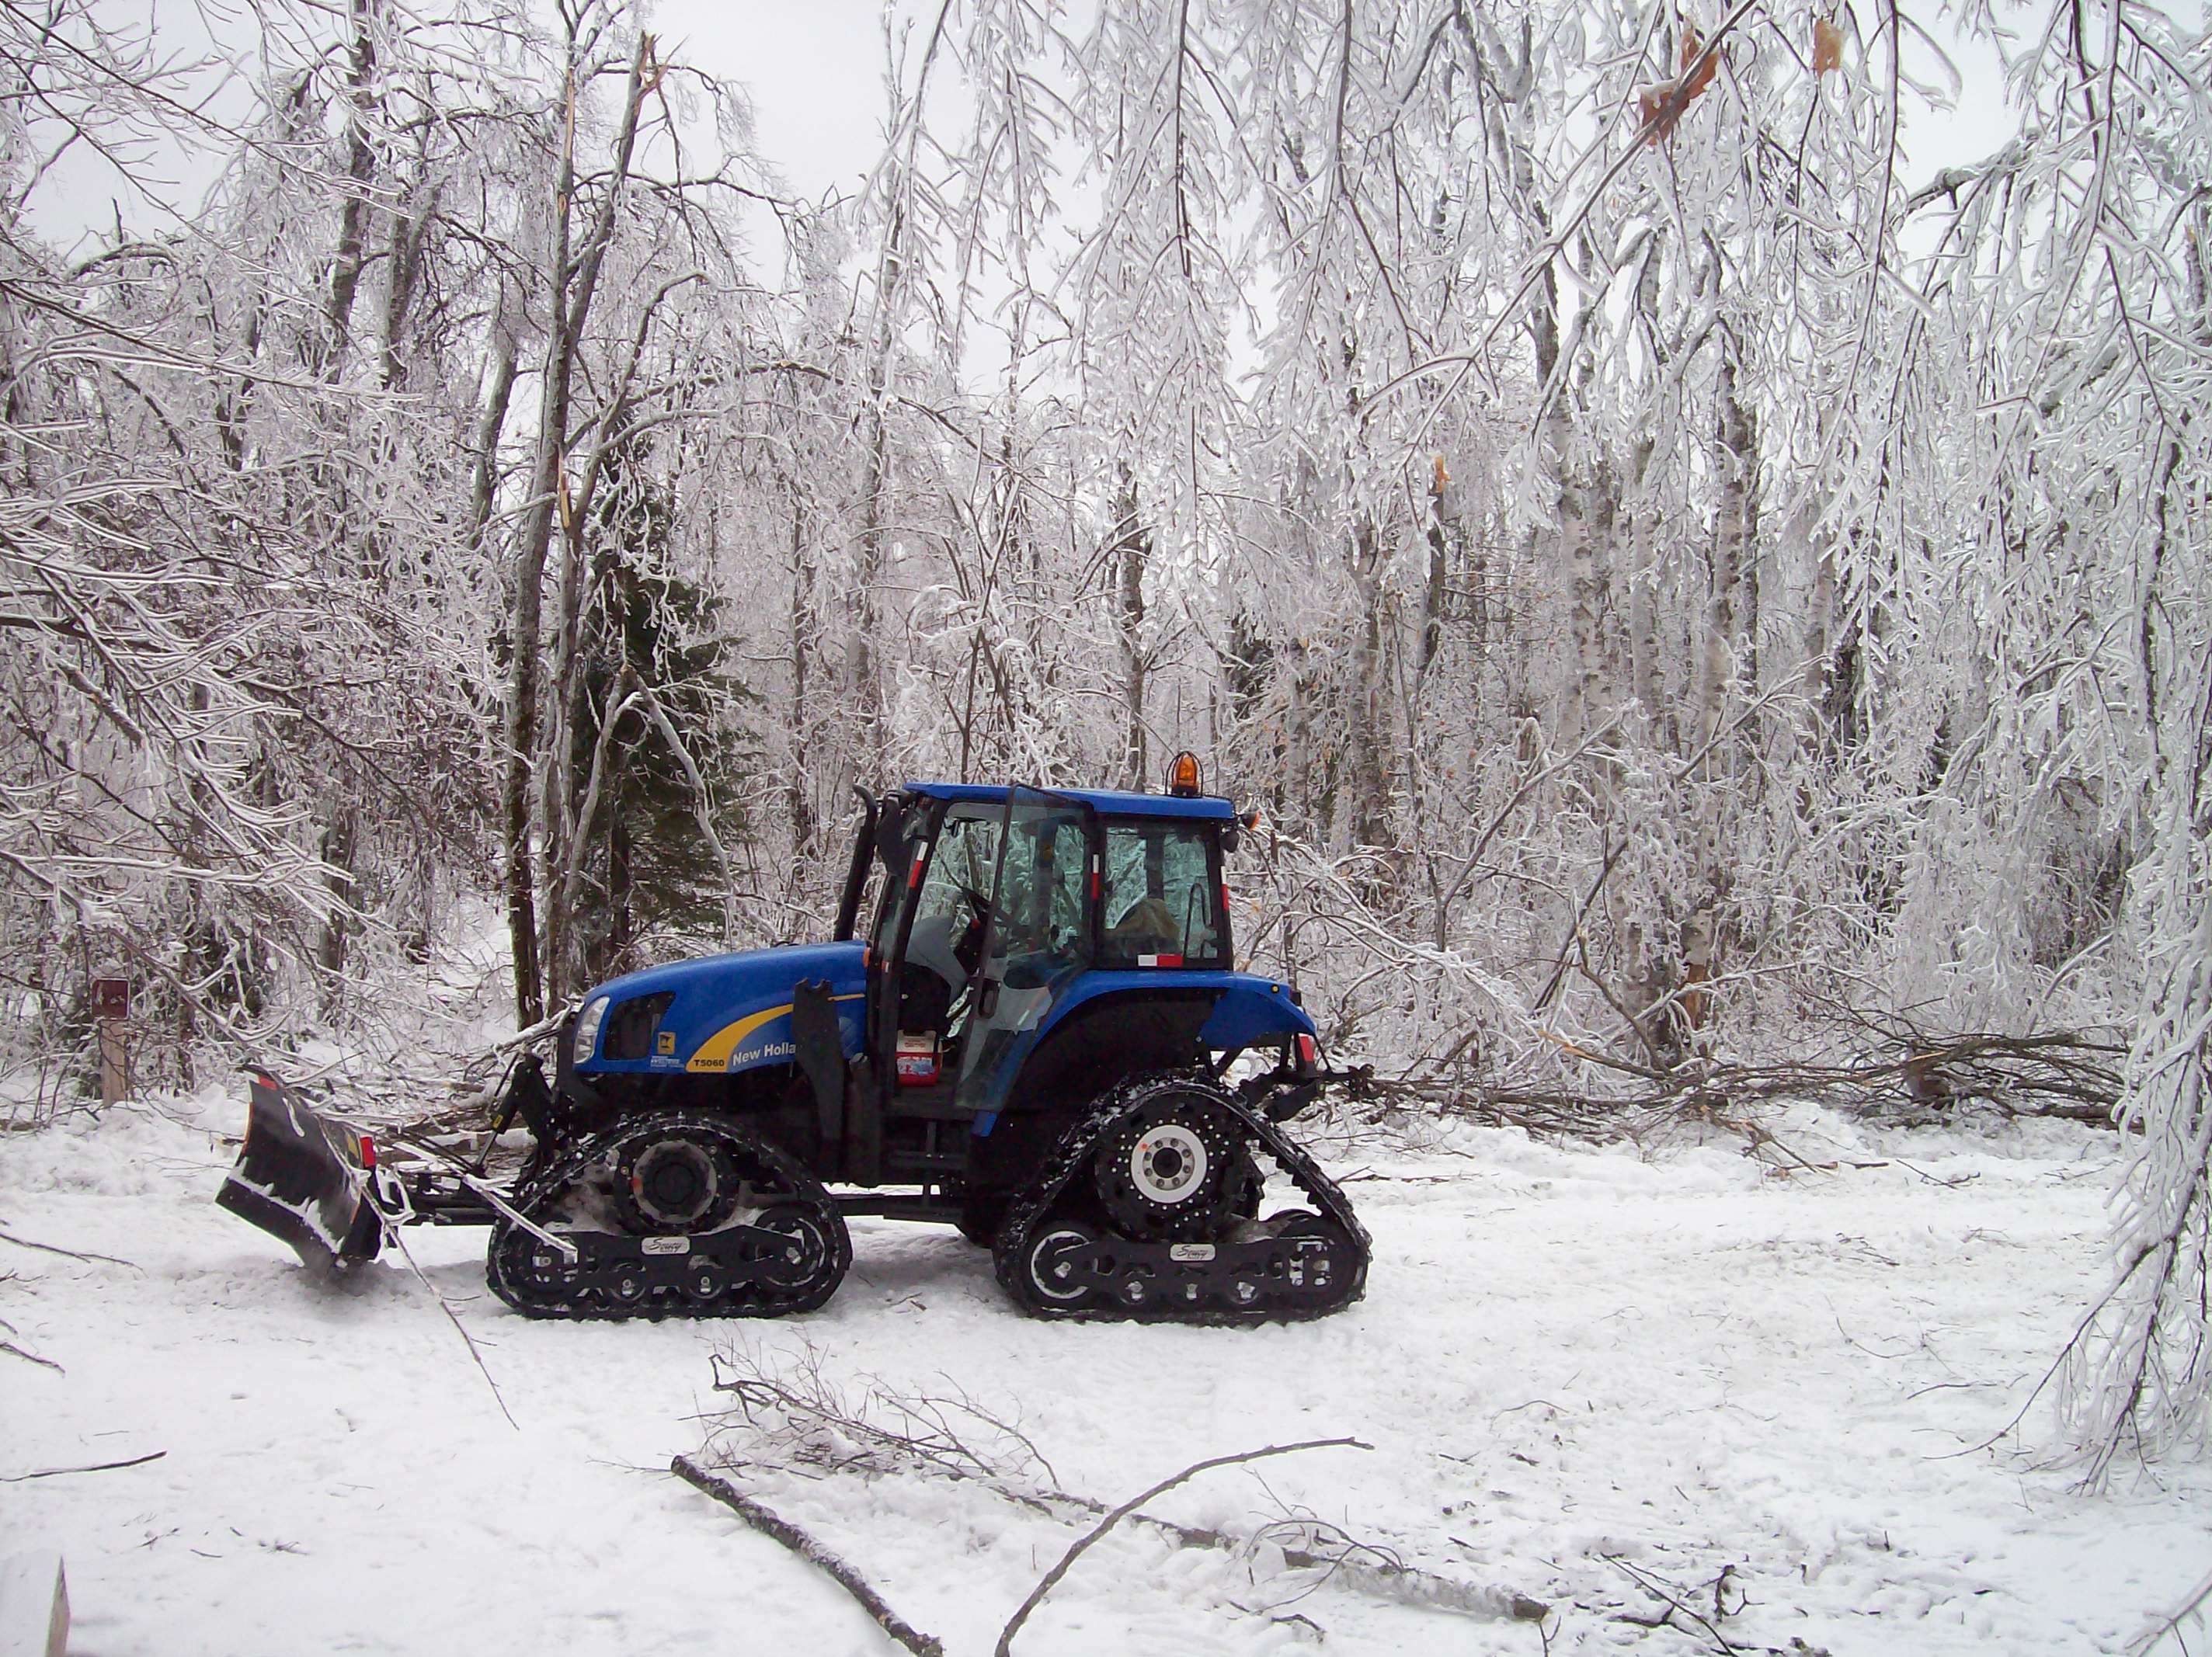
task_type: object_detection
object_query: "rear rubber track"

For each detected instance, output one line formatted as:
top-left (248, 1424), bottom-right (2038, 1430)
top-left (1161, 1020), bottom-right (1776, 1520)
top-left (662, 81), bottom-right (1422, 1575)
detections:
top-left (991, 1070), bottom-right (1369, 1324)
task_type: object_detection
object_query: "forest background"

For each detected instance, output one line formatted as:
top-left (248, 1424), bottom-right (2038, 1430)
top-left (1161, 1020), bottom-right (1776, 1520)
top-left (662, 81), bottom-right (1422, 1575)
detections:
top-left (0, 0), bottom-right (2205, 1475)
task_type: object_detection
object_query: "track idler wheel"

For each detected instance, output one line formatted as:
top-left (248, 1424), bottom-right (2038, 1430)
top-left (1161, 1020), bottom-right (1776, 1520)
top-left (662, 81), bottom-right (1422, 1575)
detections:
top-left (1024, 1221), bottom-right (1109, 1308)
top-left (488, 1214), bottom-right (582, 1318)
top-left (752, 1204), bottom-right (844, 1308)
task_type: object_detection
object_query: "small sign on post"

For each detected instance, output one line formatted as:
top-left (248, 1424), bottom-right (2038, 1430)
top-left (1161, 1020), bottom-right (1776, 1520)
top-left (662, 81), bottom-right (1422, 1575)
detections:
top-left (90, 978), bottom-right (130, 1106)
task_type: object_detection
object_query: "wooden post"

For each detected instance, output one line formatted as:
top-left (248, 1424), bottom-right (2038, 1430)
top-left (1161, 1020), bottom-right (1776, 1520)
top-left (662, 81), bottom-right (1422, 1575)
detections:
top-left (90, 978), bottom-right (130, 1104)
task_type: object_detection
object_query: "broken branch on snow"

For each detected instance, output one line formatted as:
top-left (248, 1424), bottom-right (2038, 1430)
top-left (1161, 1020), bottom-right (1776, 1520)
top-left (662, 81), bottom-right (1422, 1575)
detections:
top-left (994, 1438), bottom-right (1371, 1656)
top-left (672, 1454), bottom-right (944, 1657)
top-left (1353, 1027), bottom-right (2127, 1146)
top-left (701, 1343), bottom-right (1548, 1625)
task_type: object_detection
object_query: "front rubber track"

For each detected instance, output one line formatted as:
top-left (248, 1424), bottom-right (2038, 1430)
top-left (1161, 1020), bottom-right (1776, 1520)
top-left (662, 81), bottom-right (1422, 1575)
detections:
top-left (485, 1111), bottom-right (852, 1322)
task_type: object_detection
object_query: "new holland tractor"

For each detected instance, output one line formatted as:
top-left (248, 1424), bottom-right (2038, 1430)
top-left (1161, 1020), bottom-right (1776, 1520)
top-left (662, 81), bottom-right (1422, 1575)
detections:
top-left (219, 757), bottom-right (1368, 1324)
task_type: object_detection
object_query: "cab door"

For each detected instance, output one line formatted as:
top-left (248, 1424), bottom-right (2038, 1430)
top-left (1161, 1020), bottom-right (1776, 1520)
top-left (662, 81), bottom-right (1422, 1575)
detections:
top-left (953, 788), bottom-right (1096, 1116)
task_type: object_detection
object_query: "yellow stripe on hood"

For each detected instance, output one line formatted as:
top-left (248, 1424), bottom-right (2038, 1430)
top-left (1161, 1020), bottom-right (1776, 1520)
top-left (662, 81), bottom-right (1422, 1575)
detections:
top-left (684, 992), bottom-right (865, 1073)
top-left (686, 1003), bottom-right (792, 1072)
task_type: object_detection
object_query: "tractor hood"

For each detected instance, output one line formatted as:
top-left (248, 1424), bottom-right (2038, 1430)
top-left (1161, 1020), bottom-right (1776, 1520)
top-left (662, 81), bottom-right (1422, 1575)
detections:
top-left (576, 940), bottom-right (868, 1076)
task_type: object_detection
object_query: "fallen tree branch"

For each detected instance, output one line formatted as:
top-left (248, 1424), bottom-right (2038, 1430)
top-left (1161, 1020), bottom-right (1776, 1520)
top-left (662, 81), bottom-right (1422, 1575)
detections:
top-left (384, 1226), bottom-right (516, 1431)
top-left (1348, 1028), bottom-right (2127, 1145)
top-left (2, 1339), bottom-right (63, 1373)
top-left (673, 1454), bottom-right (944, 1657)
top-left (1606, 1553), bottom-right (1740, 1653)
top-left (4, 1450), bottom-right (165, 1481)
top-left (700, 1346), bottom-right (1546, 1626)
top-left (2130, 1565), bottom-right (2212, 1656)
top-left (708, 1347), bottom-right (1050, 1488)
top-left (1023, 1482), bottom-right (1549, 1623)
top-left (994, 1437), bottom-right (1371, 1657)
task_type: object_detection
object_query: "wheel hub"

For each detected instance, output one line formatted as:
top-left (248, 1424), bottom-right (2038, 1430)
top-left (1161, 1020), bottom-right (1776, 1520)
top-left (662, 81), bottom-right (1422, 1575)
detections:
top-left (1129, 1124), bottom-right (1207, 1204)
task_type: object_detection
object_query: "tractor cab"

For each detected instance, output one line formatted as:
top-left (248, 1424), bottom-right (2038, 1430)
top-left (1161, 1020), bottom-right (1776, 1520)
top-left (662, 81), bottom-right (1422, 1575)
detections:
top-left (865, 782), bottom-right (1233, 1114)
top-left (827, 765), bottom-right (1315, 1238)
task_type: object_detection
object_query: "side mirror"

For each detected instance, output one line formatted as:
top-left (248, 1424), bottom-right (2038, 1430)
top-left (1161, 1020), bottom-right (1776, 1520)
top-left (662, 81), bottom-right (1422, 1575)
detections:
top-left (873, 798), bottom-right (909, 870)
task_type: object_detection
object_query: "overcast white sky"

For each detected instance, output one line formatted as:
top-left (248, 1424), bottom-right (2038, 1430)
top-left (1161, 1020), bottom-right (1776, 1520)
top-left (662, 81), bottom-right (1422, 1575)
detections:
top-left (47, 2), bottom-right (2016, 275)
top-left (650, 0), bottom-right (895, 205)
top-left (38, 0), bottom-right (903, 249)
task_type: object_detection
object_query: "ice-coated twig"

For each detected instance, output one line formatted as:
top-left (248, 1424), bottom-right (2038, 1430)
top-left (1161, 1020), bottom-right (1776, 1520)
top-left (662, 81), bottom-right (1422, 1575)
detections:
top-left (993, 1437), bottom-right (1371, 1657)
top-left (0, 1226), bottom-right (141, 1270)
top-left (1, 1339), bottom-right (63, 1373)
top-left (385, 1226), bottom-right (516, 1431)
top-left (672, 1454), bottom-right (944, 1656)
top-left (2130, 1566), bottom-right (2212, 1657)
top-left (706, 1343), bottom-right (1050, 1486)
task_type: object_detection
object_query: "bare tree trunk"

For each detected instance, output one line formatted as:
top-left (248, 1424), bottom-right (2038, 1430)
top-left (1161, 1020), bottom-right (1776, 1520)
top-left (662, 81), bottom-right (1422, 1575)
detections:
top-left (1420, 454), bottom-right (1452, 691)
top-left (323, 0), bottom-right (381, 373)
top-left (849, 199), bottom-right (904, 781)
top-left (1723, 349), bottom-right (1761, 703)
top-left (471, 276), bottom-right (521, 545)
top-left (788, 502), bottom-right (816, 858)
top-left (1692, 344), bottom-right (1758, 754)
top-left (380, 175), bottom-right (438, 391)
top-left (1348, 516), bottom-right (1393, 856)
top-left (500, 33), bottom-right (654, 1028)
top-left (1559, 455), bottom-right (1618, 742)
top-left (1112, 481), bottom-right (1149, 787)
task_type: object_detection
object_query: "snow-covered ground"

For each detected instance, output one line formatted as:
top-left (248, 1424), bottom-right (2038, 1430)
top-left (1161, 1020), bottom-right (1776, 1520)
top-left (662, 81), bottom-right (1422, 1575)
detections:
top-left (4, 1093), bottom-right (2206, 1655)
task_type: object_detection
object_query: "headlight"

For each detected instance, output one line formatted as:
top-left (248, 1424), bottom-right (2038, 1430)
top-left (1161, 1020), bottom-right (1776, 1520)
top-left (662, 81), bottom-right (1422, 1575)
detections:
top-left (572, 996), bottom-right (609, 1065)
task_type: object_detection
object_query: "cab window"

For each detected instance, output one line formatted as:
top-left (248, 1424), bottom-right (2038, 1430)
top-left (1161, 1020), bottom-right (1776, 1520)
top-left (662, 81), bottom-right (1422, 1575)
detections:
top-left (988, 811), bottom-right (1090, 965)
top-left (914, 806), bottom-right (1000, 930)
top-left (1100, 820), bottom-right (1226, 967)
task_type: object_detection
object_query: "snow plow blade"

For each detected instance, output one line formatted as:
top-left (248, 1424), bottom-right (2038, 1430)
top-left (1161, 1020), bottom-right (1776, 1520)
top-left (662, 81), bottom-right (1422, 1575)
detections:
top-left (216, 1072), bottom-right (384, 1273)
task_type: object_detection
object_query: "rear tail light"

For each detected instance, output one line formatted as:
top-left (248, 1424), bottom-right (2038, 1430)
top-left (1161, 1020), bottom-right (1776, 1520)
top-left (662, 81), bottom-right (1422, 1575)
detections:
top-left (1296, 1033), bottom-right (1319, 1075)
top-left (357, 1134), bottom-right (377, 1170)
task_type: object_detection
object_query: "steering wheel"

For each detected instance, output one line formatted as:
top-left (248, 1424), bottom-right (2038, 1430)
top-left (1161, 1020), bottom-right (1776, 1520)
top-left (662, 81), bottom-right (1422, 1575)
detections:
top-left (951, 881), bottom-right (990, 972)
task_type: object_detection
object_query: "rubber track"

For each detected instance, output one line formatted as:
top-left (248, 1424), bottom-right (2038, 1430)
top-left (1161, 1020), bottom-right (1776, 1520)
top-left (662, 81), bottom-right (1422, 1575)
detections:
top-left (485, 1111), bottom-right (852, 1321)
top-left (990, 1072), bottom-right (1370, 1324)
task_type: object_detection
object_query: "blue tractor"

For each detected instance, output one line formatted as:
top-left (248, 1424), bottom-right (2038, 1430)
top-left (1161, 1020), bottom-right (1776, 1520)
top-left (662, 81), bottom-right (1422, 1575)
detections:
top-left (219, 759), bottom-right (1368, 1323)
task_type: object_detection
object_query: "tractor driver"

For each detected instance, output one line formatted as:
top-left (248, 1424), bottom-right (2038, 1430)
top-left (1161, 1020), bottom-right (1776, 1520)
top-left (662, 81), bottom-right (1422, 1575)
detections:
top-left (897, 807), bottom-right (994, 1039)
top-left (902, 905), bottom-right (978, 1031)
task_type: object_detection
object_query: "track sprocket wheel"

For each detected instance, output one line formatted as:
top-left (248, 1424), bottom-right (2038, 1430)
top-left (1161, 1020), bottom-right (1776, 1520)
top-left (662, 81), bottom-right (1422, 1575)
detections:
top-left (1090, 1082), bottom-right (1249, 1242)
top-left (613, 1122), bottom-right (740, 1234)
